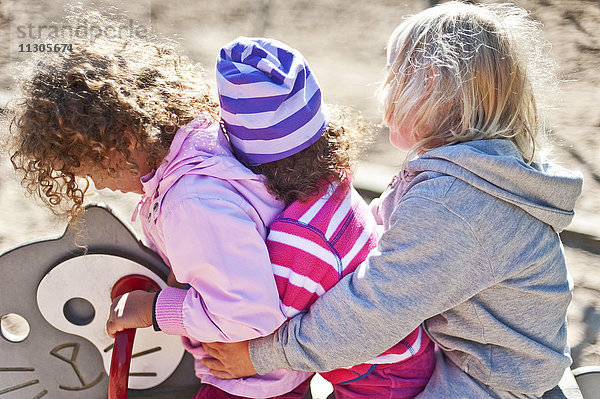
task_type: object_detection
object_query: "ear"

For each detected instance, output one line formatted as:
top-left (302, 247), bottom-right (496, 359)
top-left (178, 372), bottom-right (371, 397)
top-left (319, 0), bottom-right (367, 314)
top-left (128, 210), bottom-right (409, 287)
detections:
top-left (121, 128), bottom-right (154, 176)
top-left (122, 128), bottom-right (141, 150)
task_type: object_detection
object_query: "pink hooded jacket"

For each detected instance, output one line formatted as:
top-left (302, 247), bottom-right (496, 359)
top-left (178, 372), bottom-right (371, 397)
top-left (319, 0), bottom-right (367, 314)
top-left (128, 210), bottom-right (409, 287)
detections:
top-left (133, 115), bottom-right (312, 397)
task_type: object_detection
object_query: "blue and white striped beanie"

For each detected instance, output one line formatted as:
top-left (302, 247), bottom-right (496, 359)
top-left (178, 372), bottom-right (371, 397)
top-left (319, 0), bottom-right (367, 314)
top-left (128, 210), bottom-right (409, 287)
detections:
top-left (216, 37), bottom-right (329, 166)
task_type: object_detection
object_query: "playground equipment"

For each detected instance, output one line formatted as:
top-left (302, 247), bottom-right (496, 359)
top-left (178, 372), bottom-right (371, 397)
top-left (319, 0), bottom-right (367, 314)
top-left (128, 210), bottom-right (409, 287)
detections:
top-left (108, 274), bottom-right (161, 399)
top-left (0, 204), bottom-right (201, 398)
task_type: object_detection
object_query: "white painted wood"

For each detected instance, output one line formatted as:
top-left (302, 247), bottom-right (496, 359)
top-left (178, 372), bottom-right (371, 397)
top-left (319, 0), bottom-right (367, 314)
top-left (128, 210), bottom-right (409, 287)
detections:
top-left (36, 254), bottom-right (185, 390)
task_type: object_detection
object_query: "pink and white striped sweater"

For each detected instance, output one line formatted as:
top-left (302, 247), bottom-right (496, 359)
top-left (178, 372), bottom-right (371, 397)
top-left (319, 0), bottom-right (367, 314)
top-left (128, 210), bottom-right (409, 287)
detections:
top-left (267, 180), bottom-right (431, 384)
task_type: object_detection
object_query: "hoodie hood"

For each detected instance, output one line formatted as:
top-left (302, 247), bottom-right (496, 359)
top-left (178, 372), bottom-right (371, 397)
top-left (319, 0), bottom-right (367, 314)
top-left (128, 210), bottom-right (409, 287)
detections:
top-left (407, 139), bottom-right (583, 232)
top-left (146, 116), bottom-right (262, 192)
top-left (133, 115), bottom-right (283, 224)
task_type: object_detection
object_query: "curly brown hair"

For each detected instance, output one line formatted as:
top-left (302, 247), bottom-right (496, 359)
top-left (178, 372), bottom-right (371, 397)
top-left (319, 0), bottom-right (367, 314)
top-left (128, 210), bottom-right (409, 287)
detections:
top-left (5, 10), bottom-right (219, 222)
top-left (249, 105), bottom-right (373, 206)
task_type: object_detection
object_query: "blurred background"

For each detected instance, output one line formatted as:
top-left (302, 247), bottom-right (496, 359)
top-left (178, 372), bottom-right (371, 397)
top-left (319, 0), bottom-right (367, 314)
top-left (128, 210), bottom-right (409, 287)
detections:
top-left (0, 0), bottom-right (598, 374)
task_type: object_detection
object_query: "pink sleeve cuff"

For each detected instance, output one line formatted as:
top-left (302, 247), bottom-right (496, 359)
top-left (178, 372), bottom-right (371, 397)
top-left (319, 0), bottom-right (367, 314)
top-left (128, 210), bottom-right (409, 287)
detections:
top-left (155, 287), bottom-right (188, 336)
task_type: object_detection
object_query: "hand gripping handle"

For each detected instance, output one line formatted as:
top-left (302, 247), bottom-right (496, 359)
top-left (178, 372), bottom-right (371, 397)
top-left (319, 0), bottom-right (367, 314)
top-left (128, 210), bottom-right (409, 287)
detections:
top-left (108, 275), bottom-right (160, 399)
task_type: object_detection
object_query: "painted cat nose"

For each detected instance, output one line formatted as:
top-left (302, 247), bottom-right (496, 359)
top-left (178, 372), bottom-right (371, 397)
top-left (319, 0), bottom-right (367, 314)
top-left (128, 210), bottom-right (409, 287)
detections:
top-left (0, 313), bottom-right (30, 342)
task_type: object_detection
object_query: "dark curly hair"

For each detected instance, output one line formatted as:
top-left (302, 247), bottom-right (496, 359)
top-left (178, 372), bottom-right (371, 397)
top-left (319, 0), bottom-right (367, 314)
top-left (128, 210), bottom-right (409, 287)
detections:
top-left (249, 105), bottom-right (373, 206)
top-left (5, 10), bottom-right (219, 222)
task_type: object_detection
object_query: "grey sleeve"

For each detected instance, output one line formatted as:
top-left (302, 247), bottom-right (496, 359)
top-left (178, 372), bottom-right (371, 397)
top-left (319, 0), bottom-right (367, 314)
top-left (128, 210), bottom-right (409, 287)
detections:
top-left (249, 195), bottom-right (496, 374)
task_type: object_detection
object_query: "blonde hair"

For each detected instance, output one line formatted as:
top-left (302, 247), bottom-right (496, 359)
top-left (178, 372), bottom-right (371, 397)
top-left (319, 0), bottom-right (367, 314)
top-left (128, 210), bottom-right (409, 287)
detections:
top-left (379, 1), bottom-right (557, 163)
top-left (5, 9), bottom-right (219, 221)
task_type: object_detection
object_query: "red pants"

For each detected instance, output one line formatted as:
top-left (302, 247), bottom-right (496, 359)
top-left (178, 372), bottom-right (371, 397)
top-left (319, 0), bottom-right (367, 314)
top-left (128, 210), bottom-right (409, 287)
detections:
top-left (194, 341), bottom-right (434, 399)
top-left (332, 340), bottom-right (435, 399)
top-left (193, 378), bottom-right (311, 399)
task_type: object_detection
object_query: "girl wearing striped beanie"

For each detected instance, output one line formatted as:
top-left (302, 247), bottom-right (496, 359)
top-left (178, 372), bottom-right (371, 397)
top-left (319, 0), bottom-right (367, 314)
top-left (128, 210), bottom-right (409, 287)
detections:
top-left (205, 3), bottom-right (583, 398)
top-left (207, 37), bottom-right (435, 399)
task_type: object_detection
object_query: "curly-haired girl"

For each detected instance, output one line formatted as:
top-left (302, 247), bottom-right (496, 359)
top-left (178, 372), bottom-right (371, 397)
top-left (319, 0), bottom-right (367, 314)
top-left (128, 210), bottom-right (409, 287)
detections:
top-left (6, 12), bottom-right (311, 399)
top-left (197, 37), bottom-right (435, 399)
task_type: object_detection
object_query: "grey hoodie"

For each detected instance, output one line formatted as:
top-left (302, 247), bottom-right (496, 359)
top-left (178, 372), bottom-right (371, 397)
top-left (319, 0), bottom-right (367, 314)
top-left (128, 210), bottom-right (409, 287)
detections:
top-left (250, 139), bottom-right (584, 398)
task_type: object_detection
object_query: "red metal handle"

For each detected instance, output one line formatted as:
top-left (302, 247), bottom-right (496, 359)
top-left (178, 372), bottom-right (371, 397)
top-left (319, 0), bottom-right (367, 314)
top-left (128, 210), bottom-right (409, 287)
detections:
top-left (108, 275), bottom-right (160, 399)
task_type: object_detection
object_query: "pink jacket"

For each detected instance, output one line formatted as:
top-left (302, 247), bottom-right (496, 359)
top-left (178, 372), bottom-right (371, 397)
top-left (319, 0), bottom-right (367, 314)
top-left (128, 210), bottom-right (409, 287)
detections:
top-left (133, 115), bottom-right (311, 397)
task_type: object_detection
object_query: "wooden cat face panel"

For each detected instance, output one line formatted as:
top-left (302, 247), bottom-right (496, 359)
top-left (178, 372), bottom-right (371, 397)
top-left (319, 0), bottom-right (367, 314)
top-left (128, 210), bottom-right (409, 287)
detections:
top-left (0, 205), bottom-right (201, 398)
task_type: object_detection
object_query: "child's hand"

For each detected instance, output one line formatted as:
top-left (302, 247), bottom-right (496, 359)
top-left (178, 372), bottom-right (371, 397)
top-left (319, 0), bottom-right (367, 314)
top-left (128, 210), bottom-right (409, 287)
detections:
top-left (200, 341), bottom-right (257, 379)
top-left (106, 290), bottom-right (156, 339)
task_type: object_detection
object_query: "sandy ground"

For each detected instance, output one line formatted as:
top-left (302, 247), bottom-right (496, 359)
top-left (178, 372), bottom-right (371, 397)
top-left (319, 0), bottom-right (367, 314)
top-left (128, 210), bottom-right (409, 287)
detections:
top-left (0, 0), bottom-right (598, 379)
